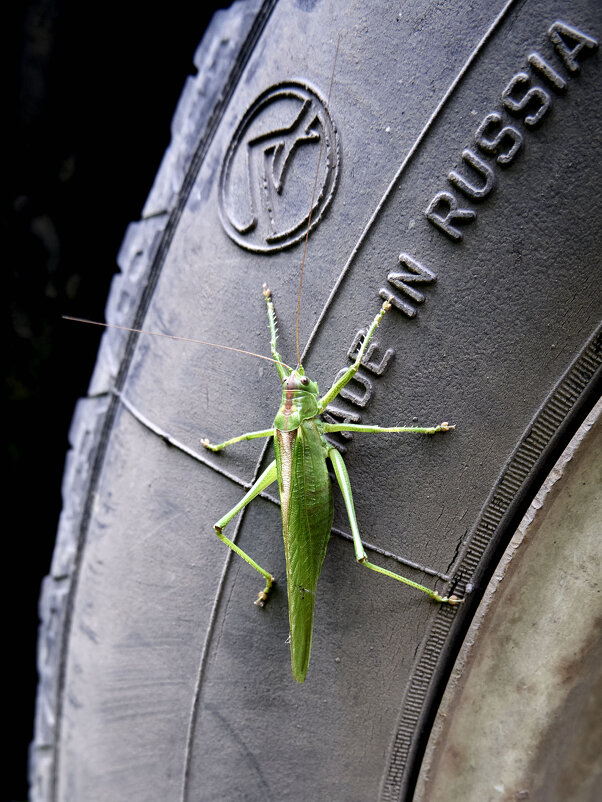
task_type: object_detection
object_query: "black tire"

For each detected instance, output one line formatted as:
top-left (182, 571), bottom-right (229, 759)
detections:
top-left (31, 2), bottom-right (601, 800)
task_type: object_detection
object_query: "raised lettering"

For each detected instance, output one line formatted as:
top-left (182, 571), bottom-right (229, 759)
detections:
top-left (449, 148), bottom-right (496, 200)
top-left (425, 191), bottom-right (476, 242)
top-left (549, 21), bottom-right (598, 73)
top-left (333, 368), bottom-right (373, 408)
top-left (389, 253), bottom-right (437, 303)
top-left (418, 20), bottom-right (597, 257)
top-left (379, 253), bottom-right (437, 316)
top-left (502, 72), bottom-right (551, 127)
top-left (527, 51), bottom-right (567, 91)
top-left (475, 113), bottom-right (523, 165)
top-left (348, 331), bottom-right (395, 376)
top-left (322, 405), bottom-right (361, 451)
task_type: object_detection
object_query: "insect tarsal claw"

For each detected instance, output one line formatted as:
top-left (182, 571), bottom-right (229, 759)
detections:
top-left (254, 576), bottom-right (276, 608)
top-left (254, 590), bottom-right (269, 607)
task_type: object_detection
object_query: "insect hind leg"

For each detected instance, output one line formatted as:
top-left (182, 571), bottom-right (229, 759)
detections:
top-left (213, 459), bottom-right (278, 606)
top-left (327, 447), bottom-right (462, 605)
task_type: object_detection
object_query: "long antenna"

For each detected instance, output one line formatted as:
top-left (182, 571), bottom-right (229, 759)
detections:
top-left (295, 35), bottom-right (340, 367)
top-left (63, 316), bottom-right (294, 370)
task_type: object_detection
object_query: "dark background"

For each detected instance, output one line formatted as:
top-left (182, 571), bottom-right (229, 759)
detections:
top-left (6, 1), bottom-right (229, 797)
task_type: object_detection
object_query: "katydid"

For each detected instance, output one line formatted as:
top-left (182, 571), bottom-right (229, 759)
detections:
top-left (201, 284), bottom-right (461, 684)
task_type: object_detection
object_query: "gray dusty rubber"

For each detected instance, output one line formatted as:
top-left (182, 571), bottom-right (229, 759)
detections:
top-left (31, 2), bottom-right (601, 801)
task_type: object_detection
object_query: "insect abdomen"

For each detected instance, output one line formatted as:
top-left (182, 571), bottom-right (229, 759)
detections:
top-left (275, 420), bottom-right (333, 682)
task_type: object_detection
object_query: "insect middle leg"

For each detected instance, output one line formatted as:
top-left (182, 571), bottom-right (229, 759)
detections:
top-left (327, 446), bottom-right (461, 604)
top-left (212, 459), bottom-right (278, 606)
top-left (201, 428), bottom-right (275, 452)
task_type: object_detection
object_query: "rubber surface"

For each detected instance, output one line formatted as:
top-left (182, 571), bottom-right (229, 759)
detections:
top-left (31, 1), bottom-right (601, 800)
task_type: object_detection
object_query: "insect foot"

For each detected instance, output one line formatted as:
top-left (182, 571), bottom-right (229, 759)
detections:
top-left (435, 593), bottom-right (464, 605)
top-left (201, 437), bottom-right (217, 451)
top-left (421, 422), bottom-right (456, 435)
top-left (254, 578), bottom-right (275, 608)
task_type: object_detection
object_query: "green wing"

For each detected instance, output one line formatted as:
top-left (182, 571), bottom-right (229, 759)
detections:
top-left (275, 420), bottom-right (333, 682)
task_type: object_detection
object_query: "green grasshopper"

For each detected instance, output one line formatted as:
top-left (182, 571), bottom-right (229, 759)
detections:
top-left (201, 284), bottom-right (461, 683)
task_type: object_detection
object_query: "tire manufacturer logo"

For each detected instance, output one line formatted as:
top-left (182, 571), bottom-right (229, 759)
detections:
top-left (218, 81), bottom-right (340, 253)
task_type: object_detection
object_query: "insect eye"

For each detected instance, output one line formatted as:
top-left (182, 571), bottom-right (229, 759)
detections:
top-left (300, 377), bottom-right (309, 386)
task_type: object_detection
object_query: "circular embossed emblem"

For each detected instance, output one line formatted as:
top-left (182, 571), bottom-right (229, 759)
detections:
top-left (218, 81), bottom-right (340, 253)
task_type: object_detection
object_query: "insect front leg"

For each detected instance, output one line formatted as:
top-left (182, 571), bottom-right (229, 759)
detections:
top-left (318, 299), bottom-right (391, 412)
top-left (263, 284), bottom-right (290, 382)
top-left (211, 460), bottom-right (279, 606)
top-left (327, 447), bottom-right (462, 604)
